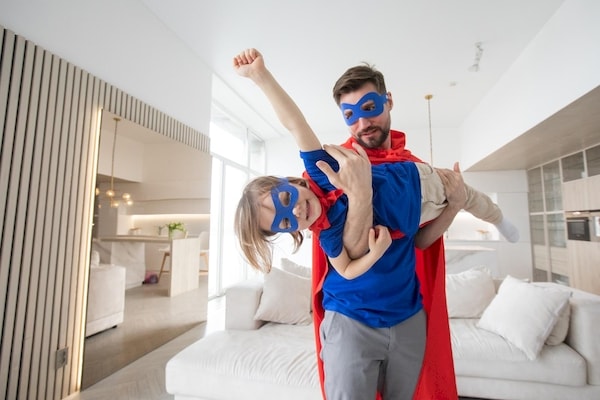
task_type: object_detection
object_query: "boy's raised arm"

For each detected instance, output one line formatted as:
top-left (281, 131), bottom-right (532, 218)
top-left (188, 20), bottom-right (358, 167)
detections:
top-left (233, 48), bottom-right (321, 152)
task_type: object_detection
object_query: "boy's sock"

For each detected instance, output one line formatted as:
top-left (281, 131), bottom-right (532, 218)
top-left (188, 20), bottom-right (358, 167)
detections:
top-left (495, 217), bottom-right (520, 243)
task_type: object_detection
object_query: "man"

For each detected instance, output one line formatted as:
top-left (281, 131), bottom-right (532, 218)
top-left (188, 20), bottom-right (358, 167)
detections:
top-left (310, 63), bottom-right (466, 399)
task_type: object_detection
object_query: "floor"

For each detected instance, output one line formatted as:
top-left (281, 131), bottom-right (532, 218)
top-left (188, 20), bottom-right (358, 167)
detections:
top-left (81, 272), bottom-right (209, 388)
top-left (67, 295), bottom-right (225, 400)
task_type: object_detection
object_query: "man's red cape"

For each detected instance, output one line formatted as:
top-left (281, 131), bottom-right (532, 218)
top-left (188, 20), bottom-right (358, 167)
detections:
top-left (311, 130), bottom-right (457, 399)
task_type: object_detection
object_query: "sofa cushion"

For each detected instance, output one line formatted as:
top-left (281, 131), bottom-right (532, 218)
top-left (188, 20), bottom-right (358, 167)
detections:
top-left (281, 257), bottom-right (312, 279)
top-left (477, 276), bottom-right (571, 360)
top-left (254, 267), bottom-right (312, 325)
top-left (446, 267), bottom-right (495, 318)
top-left (166, 323), bottom-right (321, 400)
top-left (451, 318), bottom-right (587, 386)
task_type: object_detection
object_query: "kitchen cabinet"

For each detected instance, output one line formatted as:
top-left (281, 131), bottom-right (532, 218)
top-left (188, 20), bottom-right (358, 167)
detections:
top-left (568, 240), bottom-right (600, 295)
top-left (563, 174), bottom-right (600, 211)
top-left (588, 175), bottom-right (600, 209)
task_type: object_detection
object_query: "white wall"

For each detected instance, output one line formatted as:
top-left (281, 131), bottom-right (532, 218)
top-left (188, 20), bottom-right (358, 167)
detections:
top-left (97, 134), bottom-right (145, 182)
top-left (0, 0), bottom-right (213, 135)
top-left (460, 0), bottom-right (600, 169)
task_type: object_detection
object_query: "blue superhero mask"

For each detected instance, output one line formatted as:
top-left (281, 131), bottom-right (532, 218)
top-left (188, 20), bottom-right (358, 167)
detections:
top-left (270, 178), bottom-right (299, 233)
top-left (340, 92), bottom-right (388, 126)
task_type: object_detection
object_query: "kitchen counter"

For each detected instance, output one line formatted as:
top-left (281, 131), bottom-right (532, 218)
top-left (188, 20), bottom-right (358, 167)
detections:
top-left (98, 235), bottom-right (173, 243)
top-left (95, 235), bottom-right (201, 296)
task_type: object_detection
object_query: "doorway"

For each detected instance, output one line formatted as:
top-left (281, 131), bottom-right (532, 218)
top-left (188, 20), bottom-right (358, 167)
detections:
top-left (82, 110), bottom-right (212, 388)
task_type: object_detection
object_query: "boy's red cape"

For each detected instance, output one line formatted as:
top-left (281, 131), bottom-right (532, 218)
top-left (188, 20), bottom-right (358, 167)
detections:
top-left (310, 130), bottom-right (457, 400)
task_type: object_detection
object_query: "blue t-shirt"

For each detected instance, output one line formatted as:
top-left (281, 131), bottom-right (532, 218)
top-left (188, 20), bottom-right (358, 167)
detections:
top-left (300, 149), bottom-right (423, 327)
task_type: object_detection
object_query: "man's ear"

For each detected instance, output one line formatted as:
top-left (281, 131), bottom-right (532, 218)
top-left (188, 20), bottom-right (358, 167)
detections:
top-left (386, 91), bottom-right (394, 110)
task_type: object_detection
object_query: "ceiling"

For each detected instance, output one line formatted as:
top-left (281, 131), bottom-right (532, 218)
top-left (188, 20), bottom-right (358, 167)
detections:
top-left (469, 85), bottom-right (600, 171)
top-left (141, 0), bottom-right (599, 171)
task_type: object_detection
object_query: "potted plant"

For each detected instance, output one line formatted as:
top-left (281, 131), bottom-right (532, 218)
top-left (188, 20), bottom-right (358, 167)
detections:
top-left (167, 221), bottom-right (186, 239)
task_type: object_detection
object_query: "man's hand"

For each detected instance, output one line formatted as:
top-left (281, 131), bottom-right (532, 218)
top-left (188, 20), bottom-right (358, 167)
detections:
top-left (317, 143), bottom-right (373, 258)
top-left (415, 162), bottom-right (467, 249)
top-left (316, 143), bottom-right (372, 198)
top-left (436, 162), bottom-right (467, 211)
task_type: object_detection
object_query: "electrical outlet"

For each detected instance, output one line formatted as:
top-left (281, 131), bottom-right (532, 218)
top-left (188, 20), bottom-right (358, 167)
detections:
top-left (56, 347), bottom-right (68, 369)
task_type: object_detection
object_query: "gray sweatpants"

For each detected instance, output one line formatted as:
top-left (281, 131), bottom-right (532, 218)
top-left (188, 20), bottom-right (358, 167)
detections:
top-left (320, 309), bottom-right (427, 400)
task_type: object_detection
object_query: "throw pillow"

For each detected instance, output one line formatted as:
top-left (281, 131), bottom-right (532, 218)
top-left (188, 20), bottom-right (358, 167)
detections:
top-left (531, 282), bottom-right (572, 345)
top-left (280, 257), bottom-right (312, 279)
top-left (477, 275), bottom-right (571, 360)
top-left (544, 293), bottom-right (571, 345)
top-left (446, 267), bottom-right (496, 318)
top-left (254, 267), bottom-right (312, 325)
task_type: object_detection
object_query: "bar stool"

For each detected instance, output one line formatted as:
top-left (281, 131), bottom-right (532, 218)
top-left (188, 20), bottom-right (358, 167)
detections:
top-left (158, 247), bottom-right (171, 282)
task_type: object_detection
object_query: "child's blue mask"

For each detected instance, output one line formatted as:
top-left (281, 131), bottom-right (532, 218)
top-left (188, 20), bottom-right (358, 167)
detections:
top-left (340, 92), bottom-right (388, 126)
top-left (270, 178), bottom-right (299, 233)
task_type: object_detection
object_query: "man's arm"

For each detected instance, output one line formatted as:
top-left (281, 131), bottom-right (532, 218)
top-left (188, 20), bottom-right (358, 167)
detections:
top-left (317, 144), bottom-right (373, 258)
top-left (415, 162), bottom-right (467, 248)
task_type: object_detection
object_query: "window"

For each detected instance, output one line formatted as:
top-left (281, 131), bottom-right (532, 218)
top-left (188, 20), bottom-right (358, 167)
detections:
top-left (561, 152), bottom-right (585, 182)
top-left (208, 106), bottom-right (266, 297)
top-left (527, 168), bottom-right (543, 212)
top-left (527, 161), bottom-right (566, 284)
top-left (543, 161), bottom-right (562, 211)
top-left (586, 144), bottom-right (600, 177)
top-left (210, 112), bottom-right (247, 163)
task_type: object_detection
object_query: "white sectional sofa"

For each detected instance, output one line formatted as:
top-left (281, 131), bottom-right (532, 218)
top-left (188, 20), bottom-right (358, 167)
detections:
top-left (166, 264), bottom-right (600, 400)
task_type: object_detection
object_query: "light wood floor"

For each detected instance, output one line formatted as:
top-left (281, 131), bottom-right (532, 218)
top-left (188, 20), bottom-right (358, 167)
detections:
top-left (82, 273), bottom-right (209, 388)
top-left (68, 294), bottom-right (225, 400)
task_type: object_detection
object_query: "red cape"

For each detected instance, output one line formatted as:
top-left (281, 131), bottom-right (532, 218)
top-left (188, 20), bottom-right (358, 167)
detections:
top-left (311, 130), bottom-right (457, 399)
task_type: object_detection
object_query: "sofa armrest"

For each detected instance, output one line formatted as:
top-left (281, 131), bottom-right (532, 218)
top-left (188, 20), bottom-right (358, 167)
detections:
top-left (225, 280), bottom-right (266, 330)
top-left (567, 292), bottom-right (600, 385)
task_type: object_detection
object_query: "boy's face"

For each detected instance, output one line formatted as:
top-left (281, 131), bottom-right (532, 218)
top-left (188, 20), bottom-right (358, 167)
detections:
top-left (339, 83), bottom-right (393, 150)
top-left (258, 181), bottom-right (322, 233)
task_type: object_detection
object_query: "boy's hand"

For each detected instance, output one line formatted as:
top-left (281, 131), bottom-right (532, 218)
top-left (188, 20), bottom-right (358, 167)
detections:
top-left (233, 48), bottom-right (265, 77)
top-left (368, 225), bottom-right (392, 257)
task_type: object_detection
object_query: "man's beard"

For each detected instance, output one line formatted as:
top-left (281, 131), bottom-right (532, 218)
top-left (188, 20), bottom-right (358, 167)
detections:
top-left (356, 126), bottom-right (389, 149)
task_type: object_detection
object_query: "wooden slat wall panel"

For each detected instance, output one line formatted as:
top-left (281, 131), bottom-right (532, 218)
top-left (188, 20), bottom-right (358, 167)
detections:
top-left (10, 38), bottom-right (38, 400)
top-left (27, 45), bottom-right (53, 400)
top-left (0, 30), bottom-right (25, 395)
top-left (0, 24), bottom-right (210, 400)
top-left (19, 43), bottom-right (45, 400)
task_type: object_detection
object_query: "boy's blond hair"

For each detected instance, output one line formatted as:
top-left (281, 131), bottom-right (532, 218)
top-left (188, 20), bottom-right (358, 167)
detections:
top-left (234, 175), bottom-right (307, 273)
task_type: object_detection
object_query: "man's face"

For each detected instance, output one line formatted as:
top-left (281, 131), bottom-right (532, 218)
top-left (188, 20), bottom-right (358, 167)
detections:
top-left (339, 83), bottom-right (393, 149)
